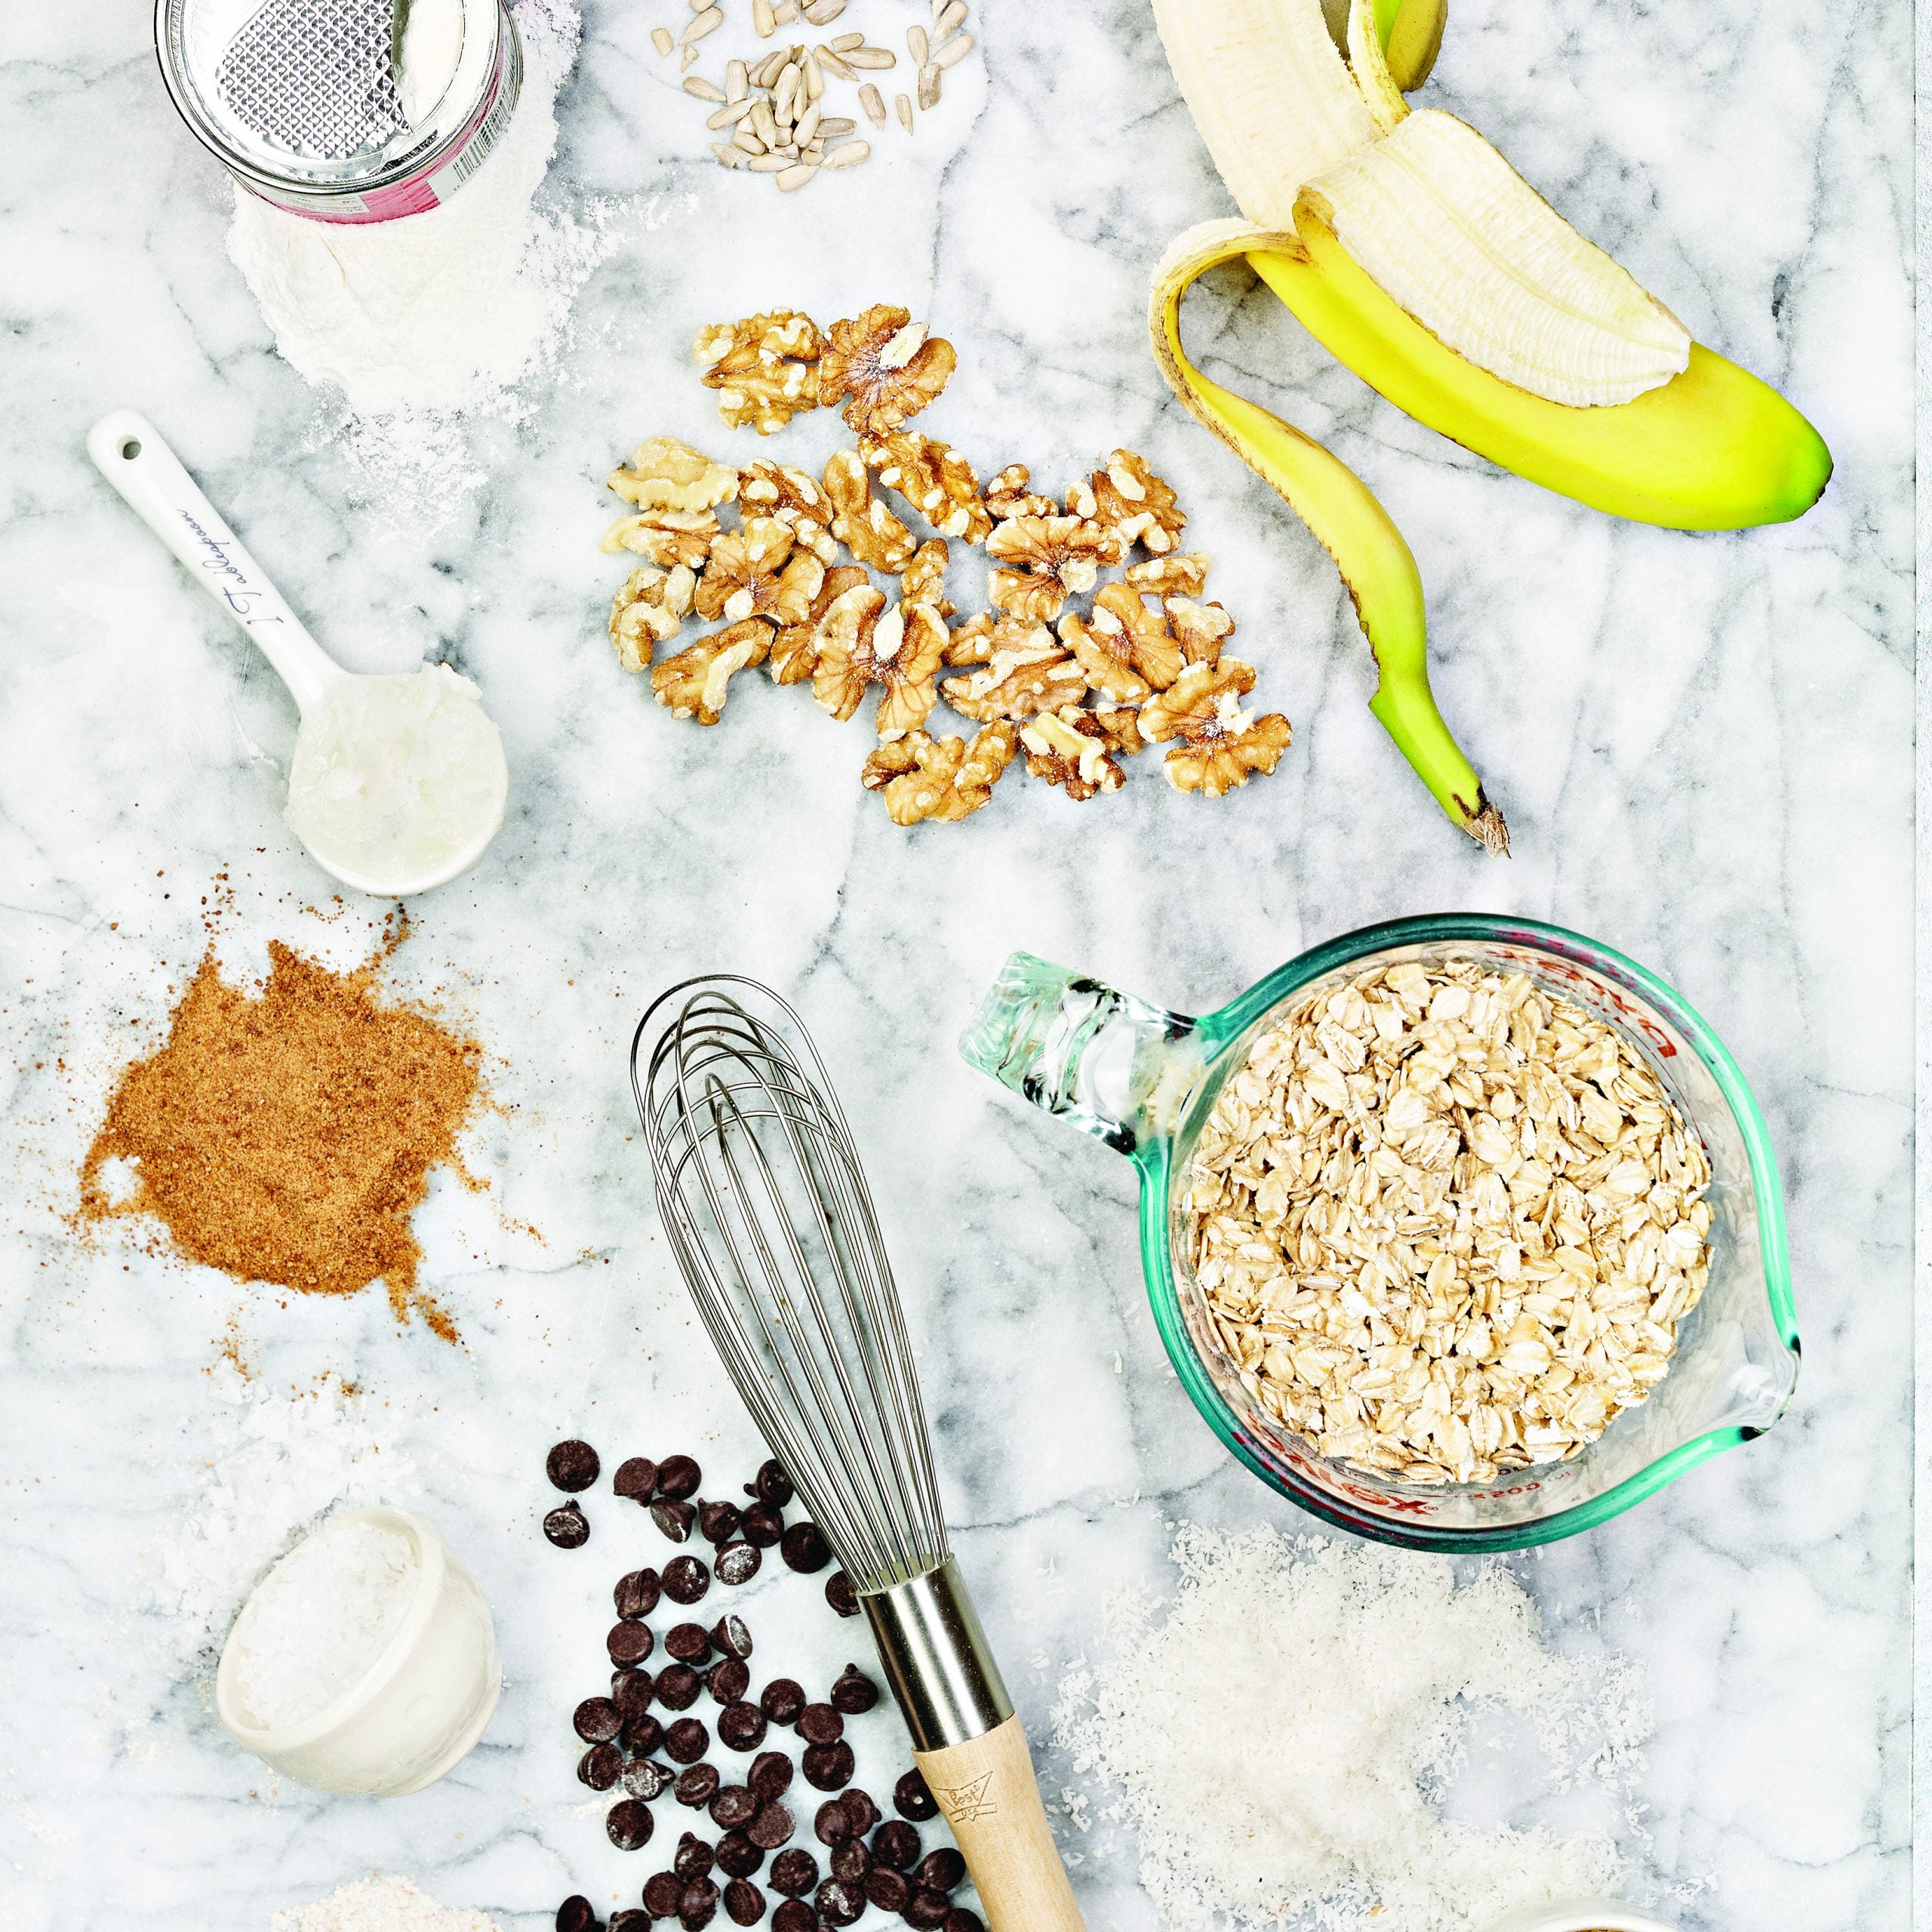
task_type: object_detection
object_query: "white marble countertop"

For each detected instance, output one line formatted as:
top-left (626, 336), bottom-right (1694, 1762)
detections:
top-left (0, 1), bottom-right (1912, 1929)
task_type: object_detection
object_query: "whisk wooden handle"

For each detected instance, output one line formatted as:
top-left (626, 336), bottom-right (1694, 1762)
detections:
top-left (913, 1714), bottom-right (1086, 1932)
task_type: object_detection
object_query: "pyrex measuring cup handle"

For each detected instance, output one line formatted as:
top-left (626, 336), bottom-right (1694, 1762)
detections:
top-left (958, 952), bottom-right (1201, 1155)
top-left (85, 409), bottom-right (340, 714)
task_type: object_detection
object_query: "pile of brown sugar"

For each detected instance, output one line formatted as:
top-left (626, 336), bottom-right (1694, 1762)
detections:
top-left (78, 923), bottom-right (483, 1340)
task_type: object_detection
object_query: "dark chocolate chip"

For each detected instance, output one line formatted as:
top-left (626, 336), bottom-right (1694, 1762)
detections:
top-left (643, 1870), bottom-right (686, 1918)
top-left (903, 1888), bottom-right (952, 1929)
top-left (755, 1460), bottom-right (794, 1508)
top-left (545, 1502), bottom-right (590, 1549)
top-left (664, 1716), bottom-right (710, 1764)
top-left (625, 1759), bottom-right (675, 1801)
top-left (615, 1456), bottom-right (660, 1501)
top-left (813, 1799), bottom-right (853, 1844)
top-left (666, 1622), bottom-right (712, 1663)
top-left (616, 1569), bottom-right (663, 1620)
top-left (893, 1770), bottom-right (937, 1821)
top-left (576, 1696), bottom-right (623, 1743)
top-left (760, 1678), bottom-right (807, 1726)
top-left (608, 1799), bottom-right (657, 1850)
top-left (749, 1752), bottom-right (793, 1802)
top-left (829, 1667), bottom-right (877, 1715)
top-left (715, 1543), bottom-right (761, 1588)
top-left (678, 1875), bottom-right (719, 1930)
top-left (663, 1555), bottom-right (711, 1605)
top-left (863, 1868), bottom-right (911, 1915)
top-left (557, 1896), bottom-right (600, 1932)
top-left (941, 1910), bottom-right (983, 1932)
top-left (823, 1571), bottom-right (858, 1619)
top-left (653, 1499), bottom-right (696, 1544)
top-left (611, 1623), bottom-right (657, 1669)
top-left (749, 1800), bottom-right (795, 1850)
top-left (715, 1829), bottom-right (763, 1880)
top-left (623, 1713), bottom-right (665, 1758)
top-left (709, 1660), bottom-right (752, 1708)
top-left (871, 1821), bottom-right (919, 1871)
top-left (779, 1523), bottom-right (830, 1574)
top-left (711, 1614), bottom-right (754, 1660)
top-left (803, 1754), bottom-right (857, 1792)
top-left (723, 1878), bottom-right (764, 1927)
top-left (615, 1672), bottom-right (657, 1719)
top-left (827, 1838), bottom-right (869, 1883)
top-left (717, 1700), bottom-right (766, 1752)
top-left (548, 1440), bottom-right (601, 1492)
top-left (838, 1789), bottom-right (878, 1838)
top-left (611, 1913), bottom-right (651, 1932)
top-left (675, 1764), bottom-right (721, 1808)
top-left (658, 1454), bottom-right (703, 1500)
top-left (700, 1500), bottom-right (743, 1545)
top-left (675, 1833), bottom-right (716, 1881)
top-left (710, 1784), bottom-right (759, 1829)
top-left (656, 1663), bottom-right (702, 1712)
top-left (768, 1848), bottom-right (820, 1898)
top-left (579, 1743), bottom-right (623, 1791)
top-left (797, 1704), bottom-right (843, 1747)
top-left (811, 1878), bottom-right (863, 1927)
top-left (742, 1503), bottom-right (786, 1551)
top-left (770, 1900), bottom-right (817, 1932)
top-left (914, 1848), bottom-right (965, 1894)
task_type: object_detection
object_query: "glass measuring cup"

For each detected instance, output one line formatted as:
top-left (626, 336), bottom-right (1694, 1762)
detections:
top-left (961, 914), bottom-right (1798, 1551)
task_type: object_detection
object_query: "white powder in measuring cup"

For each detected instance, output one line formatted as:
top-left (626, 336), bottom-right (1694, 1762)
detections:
top-left (226, 0), bottom-right (611, 501)
top-left (272, 1875), bottom-right (500, 1932)
top-left (229, 1517), bottom-right (417, 1730)
top-left (284, 663), bottom-right (507, 889)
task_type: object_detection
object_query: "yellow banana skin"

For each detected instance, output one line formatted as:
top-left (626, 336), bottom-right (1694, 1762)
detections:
top-left (1374, 0), bottom-right (1443, 90)
top-left (1272, 213), bottom-right (1833, 529)
top-left (1152, 223), bottom-right (1509, 854)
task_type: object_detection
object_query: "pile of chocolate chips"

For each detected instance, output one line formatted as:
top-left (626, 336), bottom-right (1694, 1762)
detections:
top-left (545, 1441), bottom-right (983, 1932)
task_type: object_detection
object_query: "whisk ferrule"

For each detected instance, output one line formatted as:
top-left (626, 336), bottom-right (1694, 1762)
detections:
top-left (862, 1555), bottom-right (1013, 1753)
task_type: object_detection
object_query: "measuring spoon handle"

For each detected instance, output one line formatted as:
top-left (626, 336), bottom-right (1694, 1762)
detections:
top-left (86, 408), bottom-right (340, 715)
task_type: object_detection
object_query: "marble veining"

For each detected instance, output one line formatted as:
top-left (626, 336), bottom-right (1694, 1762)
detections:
top-left (0, 0), bottom-right (1912, 1927)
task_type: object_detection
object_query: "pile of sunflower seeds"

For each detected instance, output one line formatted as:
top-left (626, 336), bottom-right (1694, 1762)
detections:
top-left (651, 0), bottom-right (975, 188)
top-left (1186, 958), bottom-right (1715, 1487)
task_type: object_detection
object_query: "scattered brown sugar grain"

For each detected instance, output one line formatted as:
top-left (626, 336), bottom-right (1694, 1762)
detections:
top-left (78, 928), bottom-right (483, 1338)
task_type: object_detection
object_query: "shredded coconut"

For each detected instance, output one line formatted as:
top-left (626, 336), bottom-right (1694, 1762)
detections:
top-left (272, 1875), bottom-right (500, 1932)
top-left (226, 0), bottom-right (614, 512)
top-left (1051, 1524), bottom-right (1650, 1932)
top-left (228, 1517), bottom-right (418, 1730)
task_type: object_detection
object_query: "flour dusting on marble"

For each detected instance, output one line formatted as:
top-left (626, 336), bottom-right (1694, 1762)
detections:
top-left (226, 0), bottom-right (616, 517)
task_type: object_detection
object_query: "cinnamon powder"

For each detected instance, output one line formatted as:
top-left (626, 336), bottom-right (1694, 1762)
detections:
top-left (78, 925), bottom-right (483, 1339)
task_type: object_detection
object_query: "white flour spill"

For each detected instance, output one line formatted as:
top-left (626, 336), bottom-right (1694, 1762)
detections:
top-left (227, 0), bottom-right (614, 517)
top-left (1052, 1523), bottom-right (1651, 1932)
top-left (272, 1875), bottom-right (500, 1932)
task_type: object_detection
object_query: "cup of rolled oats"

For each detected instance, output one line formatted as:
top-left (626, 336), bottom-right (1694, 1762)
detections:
top-left (961, 914), bottom-right (1798, 1551)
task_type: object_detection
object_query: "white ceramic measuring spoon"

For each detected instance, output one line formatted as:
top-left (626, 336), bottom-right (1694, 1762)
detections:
top-left (85, 408), bottom-right (508, 898)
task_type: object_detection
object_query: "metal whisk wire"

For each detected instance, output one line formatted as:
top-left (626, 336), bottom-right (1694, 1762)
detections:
top-left (633, 978), bottom-right (948, 1594)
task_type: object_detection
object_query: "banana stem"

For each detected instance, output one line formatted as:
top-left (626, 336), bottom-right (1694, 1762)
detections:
top-left (1150, 220), bottom-right (1507, 853)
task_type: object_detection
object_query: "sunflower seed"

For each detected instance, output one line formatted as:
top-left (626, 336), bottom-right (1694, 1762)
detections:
top-left (727, 59), bottom-right (749, 99)
top-left (708, 97), bottom-right (755, 128)
top-left (859, 82), bottom-right (887, 127)
top-left (844, 45), bottom-right (895, 68)
top-left (935, 0), bottom-right (967, 33)
top-left (829, 30), bottom-right (864, 50)
top-left (895, 90), bottom-right (913, 130)
top-left (747, 153), bottom-right (792, 171)
top-left (753, 0), bottom-right (776, 33)
top-left (818, 114), bottom-right (856, 134)
top-left (803, 0), bottom-right (846, 20)
top-left (931, 30), bottom-right (973, 67)
top-left (733, 124), bottom-right (764, 152)
top-left (751, 98), bottom-right (781, 145)
top-left (908, 24), bottom-right (929, 63)
top-left (682, 8), bottom-right (723, 45)
top-left (685, 74), bottom-right (727, 100)
top-left (794, 99), bottom-right (823, 145)
top-left (651, 26), bottom-right (675, 56)
top-left (804, 51), bottom-right (824, 99)
top-left (751, 49), bottom-right (787, 85)
top-left (681, 44), bottom-right (700, 69)
top-left (777, 162), bottom-right (817, 190)
top-left (918, 62), bottom-right (940, 109)
top-left (814, 42), bottom-right (855, 77)
top-left (772, 0), bottom-right (798, 20)
top-left (712, 142), bottom-right (748, 167)
top-left (821, 138), bottom-right (869, 168)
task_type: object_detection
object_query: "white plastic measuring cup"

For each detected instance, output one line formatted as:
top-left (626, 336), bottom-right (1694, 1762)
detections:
top-left (85, 409), bottom-right (508, 897)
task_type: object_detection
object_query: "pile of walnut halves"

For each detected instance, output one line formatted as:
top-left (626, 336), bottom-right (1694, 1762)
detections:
top-left (601, 302), bottom-right (1292, 826)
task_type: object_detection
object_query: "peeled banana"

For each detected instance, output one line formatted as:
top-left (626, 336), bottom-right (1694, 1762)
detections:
top-left (1148, 0), bottom-right (1831, 848)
